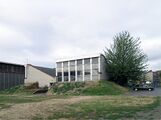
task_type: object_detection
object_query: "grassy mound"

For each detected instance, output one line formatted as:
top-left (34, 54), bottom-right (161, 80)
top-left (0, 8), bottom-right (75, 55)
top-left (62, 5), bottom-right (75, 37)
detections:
top-left (52, 80), bottom-right (128, 95)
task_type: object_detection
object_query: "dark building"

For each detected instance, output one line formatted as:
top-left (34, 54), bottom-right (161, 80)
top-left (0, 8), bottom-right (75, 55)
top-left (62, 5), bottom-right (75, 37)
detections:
top-left (0, 62), bottom-right (25, 90)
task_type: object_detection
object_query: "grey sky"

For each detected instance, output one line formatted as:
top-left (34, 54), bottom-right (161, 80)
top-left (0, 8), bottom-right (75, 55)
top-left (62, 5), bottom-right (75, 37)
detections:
top-left (0, 0), bottom-right (161, 70)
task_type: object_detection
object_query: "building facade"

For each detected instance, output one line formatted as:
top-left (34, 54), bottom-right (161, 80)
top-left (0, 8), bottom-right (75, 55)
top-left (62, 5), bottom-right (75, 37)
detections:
top-left (145, 70), bottom-right (161, 87)
top-left (56, 54), bottom-right (108, 82)
top-left (0, 62), bottom-right (25, 90)
top-left (25, 64), bottom-right (56, 87)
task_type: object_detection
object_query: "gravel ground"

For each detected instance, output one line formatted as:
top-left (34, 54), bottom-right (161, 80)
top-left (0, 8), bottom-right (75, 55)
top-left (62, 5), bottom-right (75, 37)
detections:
top-left (125, 88), bottom-right (161, 97)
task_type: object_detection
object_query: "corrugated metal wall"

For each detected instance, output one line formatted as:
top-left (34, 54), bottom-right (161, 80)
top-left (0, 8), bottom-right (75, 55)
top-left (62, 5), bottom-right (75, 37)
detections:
top-left (0, 63), bottom-right (25, 90)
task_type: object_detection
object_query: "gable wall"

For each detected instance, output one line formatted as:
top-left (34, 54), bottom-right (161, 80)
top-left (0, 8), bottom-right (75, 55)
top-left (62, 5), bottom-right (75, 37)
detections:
top-left (25, 65), bottom-right (56, 87)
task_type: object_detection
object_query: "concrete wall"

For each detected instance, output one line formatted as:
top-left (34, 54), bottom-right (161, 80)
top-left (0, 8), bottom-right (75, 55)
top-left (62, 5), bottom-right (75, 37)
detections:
top-left (56, 54), bottom-right (108, 82)
top-left (100, 55), bottom-right (108, 80)
top-left (25, 65), bottom-right (55, 87)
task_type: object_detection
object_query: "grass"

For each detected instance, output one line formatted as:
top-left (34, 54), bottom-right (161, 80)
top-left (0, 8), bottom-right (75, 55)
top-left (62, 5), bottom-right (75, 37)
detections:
top-left (0, 94), bottom-right (68, 110)
top-left (47, 96), bottom-right (160, 120)
top-left (52, 80), bottom-right (128, 95)
top-left (81, 80), bottom-right (127, 95)
top-left (0, 85), bottom-right (34, 95)
top-left (0, 86), bottom-right (41, 109)
top-left (0, 94), bottom-right (159, 119)
top-left (0, 81), bottom-right (159, 119)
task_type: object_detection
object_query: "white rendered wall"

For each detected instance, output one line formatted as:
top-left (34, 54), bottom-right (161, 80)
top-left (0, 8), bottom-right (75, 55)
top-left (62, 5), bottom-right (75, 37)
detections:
top-left (25, 65), bottom-right (55, 87)
top-left (56, 54), bottom-right (107, 82)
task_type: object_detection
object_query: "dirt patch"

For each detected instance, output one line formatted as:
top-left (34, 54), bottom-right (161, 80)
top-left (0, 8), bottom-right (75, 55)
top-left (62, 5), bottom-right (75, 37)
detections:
top-left (0, 96), bottom-right (94, 120)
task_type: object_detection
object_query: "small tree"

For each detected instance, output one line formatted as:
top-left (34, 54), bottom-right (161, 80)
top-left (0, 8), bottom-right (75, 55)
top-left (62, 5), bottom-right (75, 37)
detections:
top-left (104, 31), bottom-right (148, 86)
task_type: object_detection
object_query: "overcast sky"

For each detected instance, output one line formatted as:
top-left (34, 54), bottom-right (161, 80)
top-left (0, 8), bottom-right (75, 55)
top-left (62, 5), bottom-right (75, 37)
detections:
top-left (0, 0), bottom-right (161, 70)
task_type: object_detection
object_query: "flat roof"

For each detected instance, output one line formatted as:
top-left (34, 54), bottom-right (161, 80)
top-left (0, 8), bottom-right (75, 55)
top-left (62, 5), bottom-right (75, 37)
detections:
top-left (56, 53), bottom-right (103, 62)
top-left (0, 61), bottom-right (24, 66)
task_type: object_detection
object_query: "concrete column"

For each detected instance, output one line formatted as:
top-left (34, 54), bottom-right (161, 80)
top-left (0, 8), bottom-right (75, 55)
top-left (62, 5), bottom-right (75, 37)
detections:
top-left (68, 61), bottom-right (71, 82)
top-left (75, 60), bottom-right (77, 81)
top-left (98, 56), bottom-right (101, 73)
top-left (62, 62), bottom-right (64, 82)
top-left (82, 59), bottom-right (85, 81)
top-left (90, 58), bottom-right (92, 81)
top-left (98, 56), bottom-right (101, 80)
top-left (55, 64), bottom-right (57, 77)
top-left (25, 64), bottom-right (27, 79)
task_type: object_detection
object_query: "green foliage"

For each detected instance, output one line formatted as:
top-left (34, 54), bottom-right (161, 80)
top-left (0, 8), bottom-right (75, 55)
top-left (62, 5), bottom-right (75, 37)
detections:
top-left (0, 94), bottom-right (57, 110)
top-left (52, 81), bottom-right (127, 95)
top-left (81, 81), bottom-right (127, 95)
top-left (104, 31), bottom-right (148, 86)
top-left (53, 82), bottom-right (85, 94)
top-left (0, 85), bottom-right (34, 95)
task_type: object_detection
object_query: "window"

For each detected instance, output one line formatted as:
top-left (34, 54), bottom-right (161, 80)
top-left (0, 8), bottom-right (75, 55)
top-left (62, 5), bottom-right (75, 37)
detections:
top-left (63, 72), bottom-right (68, 81)
top-left (77, 71), bottom-right (82, 75)
top-left (57, 77), bottom-right (62, 82)
top-left (84, 58), bottom-right (90, 64)
top-left (92, 57), bottom-right (98, 64)
top-left (70, 61), bottom-right (75, 66)
top-left (57, 72), bottom-right (62, 76)
top-left (70, 71), bottom-right (75, 81)
top-left (64, 72), bottom-right (68, 76)
top-left (85, 69), bottom-right (90, 75)
top-left (92, 69), bottom-right (98, 75)
top-left (70, 71), bottom-right (75, 76)
top-left (57, 62), bottom-right (62, 68)
top-left (77, 60), bottom-right (82, 65)
top-left (85, 71), bottom-right (90, 75)
top-left (63, 61), bottom-right (68, 67)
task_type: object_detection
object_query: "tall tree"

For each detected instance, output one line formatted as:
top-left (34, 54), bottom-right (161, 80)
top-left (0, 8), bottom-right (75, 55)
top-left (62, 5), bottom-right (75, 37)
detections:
top-left (104, 31), bottom-right (148, 86)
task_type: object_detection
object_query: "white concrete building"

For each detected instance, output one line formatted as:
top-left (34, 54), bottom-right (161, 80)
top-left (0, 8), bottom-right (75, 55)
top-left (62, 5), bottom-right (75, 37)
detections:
top-left (56, 54), bottom-right (108, 82)
top-left (25, 64), bottom-right (56, 87)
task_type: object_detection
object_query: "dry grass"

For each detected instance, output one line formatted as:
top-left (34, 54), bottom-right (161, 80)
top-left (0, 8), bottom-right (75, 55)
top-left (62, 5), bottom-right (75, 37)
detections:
top-left (0, 96), bottom-right (92, 120)
top-left (0, 95), bottom-right (157, 120)
top-left (94, 96), bottom-right (155, 107)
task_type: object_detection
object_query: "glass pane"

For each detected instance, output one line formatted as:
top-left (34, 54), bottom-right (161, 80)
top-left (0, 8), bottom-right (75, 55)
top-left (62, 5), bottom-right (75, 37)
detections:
top-left (84, 58), bottom-right (90, 64)
top-left (57, 62), bottom-right (62, 68)
top-left (63, 61), bottom-right (68, 67)
top-left (92, 57), bottom-right (98, 64)
top-left (70, 61), bottom-right (75, 66)
top-left (77, 60), bottom-right (82, 65)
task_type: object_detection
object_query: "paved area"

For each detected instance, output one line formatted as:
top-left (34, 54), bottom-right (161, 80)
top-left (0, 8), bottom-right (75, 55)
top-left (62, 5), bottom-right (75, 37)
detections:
top-left (125, 88), bottom-right (161, 96)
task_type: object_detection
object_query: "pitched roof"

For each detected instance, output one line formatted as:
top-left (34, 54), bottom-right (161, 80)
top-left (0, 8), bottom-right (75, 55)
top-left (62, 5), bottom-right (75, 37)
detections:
top-left (0, 61), bottom-right (24, 67)
top-left (29, 65), bottom-right (56, 77)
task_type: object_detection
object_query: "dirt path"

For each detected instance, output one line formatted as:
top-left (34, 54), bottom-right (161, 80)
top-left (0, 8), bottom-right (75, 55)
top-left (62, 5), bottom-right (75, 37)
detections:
top-left (0, 96), bottom-right (95, 120)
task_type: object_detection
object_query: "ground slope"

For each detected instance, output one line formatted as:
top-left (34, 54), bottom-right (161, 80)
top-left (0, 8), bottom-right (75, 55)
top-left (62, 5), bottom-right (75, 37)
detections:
top-left (52, 80), bottom-right (128, 95)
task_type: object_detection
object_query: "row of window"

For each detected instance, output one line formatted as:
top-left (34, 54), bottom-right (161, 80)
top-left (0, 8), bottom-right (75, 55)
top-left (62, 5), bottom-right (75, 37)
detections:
top-left (57, 69), bottom-right (98, 77)
top-left (57, 57), bottom-right (99, 68)
top-left (0, 64), bottom-right (25, 74)
top-left (57, 74), bottom-right (99, 82)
